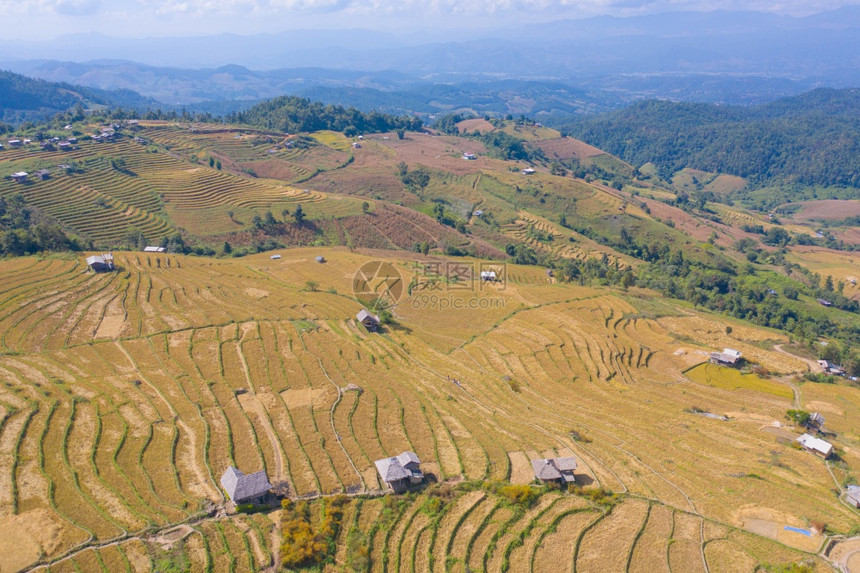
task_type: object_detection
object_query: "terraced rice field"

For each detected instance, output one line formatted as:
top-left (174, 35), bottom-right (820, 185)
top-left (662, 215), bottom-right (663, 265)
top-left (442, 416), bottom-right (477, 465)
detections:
top-left (501, 211), bottom-right (638, 267)
top-left (0, 248), bottom-right (856, 571)
top-left (141, 124), bottom-right (353, 181)
top-left (271, 486), bottom-right (826, 573)
top-left (0, 133), bottom-right (359, 245)
top-left (710, 203), bottom-right (817, 237)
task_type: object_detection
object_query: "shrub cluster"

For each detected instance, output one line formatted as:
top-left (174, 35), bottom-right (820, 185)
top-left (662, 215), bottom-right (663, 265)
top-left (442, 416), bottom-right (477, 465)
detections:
top-left (280, 495), bottom-right (349, 569)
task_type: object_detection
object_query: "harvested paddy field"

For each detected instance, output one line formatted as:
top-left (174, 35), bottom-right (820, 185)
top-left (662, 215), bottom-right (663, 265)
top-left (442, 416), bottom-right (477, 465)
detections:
top-left (0, 247), bottom-right (856, 571)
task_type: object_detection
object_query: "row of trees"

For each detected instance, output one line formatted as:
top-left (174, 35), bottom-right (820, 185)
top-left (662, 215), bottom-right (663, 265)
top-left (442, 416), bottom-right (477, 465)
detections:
top-left (230, 96), bottom-right (423, 136)
top-left (251, 206), bottom-right (305, 231)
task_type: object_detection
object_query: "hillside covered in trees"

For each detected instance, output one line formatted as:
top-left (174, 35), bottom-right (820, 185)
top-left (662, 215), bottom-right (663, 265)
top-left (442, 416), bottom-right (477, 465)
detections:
top-left (228, 95), bottom-right (423, 135)
top-left (0, 70), bottom-right (157, 125)
top-left (559, 88), bottom-right (860, 189)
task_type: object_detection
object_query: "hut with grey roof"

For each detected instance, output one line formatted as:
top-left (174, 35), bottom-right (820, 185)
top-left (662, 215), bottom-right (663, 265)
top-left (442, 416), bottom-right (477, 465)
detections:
top-left (710, 348), bottom-right (742, 367)
top-left (220, 466), bottom-right (272, 504)
top-left (86, 253), bottom-right (115, 272)
top-left (846, 485), bottom-right (860, 508)
top-left (357, 309), bottom-right (381, 332)
top-left (532, 457), bottom-right (577, 485)
top-left (375, 451), bottom-right (423, 493)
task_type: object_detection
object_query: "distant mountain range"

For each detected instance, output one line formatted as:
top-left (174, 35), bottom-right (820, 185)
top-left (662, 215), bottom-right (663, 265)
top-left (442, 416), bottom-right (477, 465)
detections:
top-left (2, 7), bottom-right (858, 115)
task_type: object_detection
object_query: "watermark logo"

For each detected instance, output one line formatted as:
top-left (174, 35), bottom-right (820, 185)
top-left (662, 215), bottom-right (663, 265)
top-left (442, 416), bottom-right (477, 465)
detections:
top-left (352, 261), bottom-right (405, 312)
top-left (352, 260), bottom-right (507, 313)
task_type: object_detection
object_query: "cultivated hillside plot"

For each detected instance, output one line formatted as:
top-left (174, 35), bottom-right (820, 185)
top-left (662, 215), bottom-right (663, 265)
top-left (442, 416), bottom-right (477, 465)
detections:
top-left (0, 124), bottom-right (365, 244)
top-left (0, 248), bottom-right (856, 571)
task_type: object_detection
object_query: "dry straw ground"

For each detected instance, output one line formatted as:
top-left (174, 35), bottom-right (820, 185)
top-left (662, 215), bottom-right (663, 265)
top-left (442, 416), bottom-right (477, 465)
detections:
top-left (0, 248), bottom-right (856, 571)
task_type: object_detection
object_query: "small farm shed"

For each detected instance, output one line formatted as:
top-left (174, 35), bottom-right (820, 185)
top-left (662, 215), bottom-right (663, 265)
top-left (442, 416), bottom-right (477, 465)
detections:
top-left (357, 309), bottom-right (380, 332)
top-left (220, 466), bottom-right (272, 504)
top-left (480, 270), bottom-right (497, 281)
top-left (143, 246), bottom-right (166, 253)
top-left (797, 433), bottom-right (833, 458)
top-left (270, 254), bottom-right (281, 259)
top-left (532, 457), bottom-right (577, 485)
top-left (808, 412), bottom-right (825, 430)
top-left (522, 168), bottom-right (535, 175)
top-left (375, 451), bottom-right (423, 493)
top-left (86, 253), bottom-right (115, 272)
top-left (11, 172), bottom-right (28, 183)
top-left (818, 299), bottom-right (833, 307)
top-left (35, 169), bottom-right (51, 180)
top-left (710, 348), bottom-right (742, 366)
top-left (817, 360), bottom-right (845, 376)
top-left (462, 152), bottom-right (477, 160)
top-left (846, 485), bottom-right (860, 508)
top-left (7, 139), bottom-right (22, 147)
top-left (315, 256), bottom-right (326, 263)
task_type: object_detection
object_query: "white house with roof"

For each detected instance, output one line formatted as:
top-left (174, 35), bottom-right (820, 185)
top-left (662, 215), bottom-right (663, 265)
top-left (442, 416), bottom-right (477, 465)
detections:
top-left (375, 451), bottom-right (424, 493)
top-left (220, 466), bottom-right (272, 504)
top-left (796, 433), bottom-right (833, 458)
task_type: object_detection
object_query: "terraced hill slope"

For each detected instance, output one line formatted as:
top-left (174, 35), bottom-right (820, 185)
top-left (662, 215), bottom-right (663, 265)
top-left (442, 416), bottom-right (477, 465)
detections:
top-left (0, 248), bottom-right (857, 571)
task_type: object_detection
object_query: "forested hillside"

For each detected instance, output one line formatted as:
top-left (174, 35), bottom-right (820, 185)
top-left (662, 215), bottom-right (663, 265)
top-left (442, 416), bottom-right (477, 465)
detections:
top-left (560, 88), bottom-right (860, 188)
top-left (0, 70), bottom-right (157, 125)
top-left (229, 95), bottom-right (423, 135)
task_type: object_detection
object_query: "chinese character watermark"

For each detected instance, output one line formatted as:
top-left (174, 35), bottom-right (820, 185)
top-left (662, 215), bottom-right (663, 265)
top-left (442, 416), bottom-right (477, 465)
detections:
top-left (352, 260), bottom-right (507, 313)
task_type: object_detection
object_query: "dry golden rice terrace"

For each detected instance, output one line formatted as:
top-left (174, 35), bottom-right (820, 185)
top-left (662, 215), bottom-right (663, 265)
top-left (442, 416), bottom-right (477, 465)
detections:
top-left (0, 248), bottom-right (858, 572)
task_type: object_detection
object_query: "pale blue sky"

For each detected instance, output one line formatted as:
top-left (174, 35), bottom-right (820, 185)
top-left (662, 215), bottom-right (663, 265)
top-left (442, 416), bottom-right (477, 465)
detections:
top-left (0, 0), bottom-right (858, 39)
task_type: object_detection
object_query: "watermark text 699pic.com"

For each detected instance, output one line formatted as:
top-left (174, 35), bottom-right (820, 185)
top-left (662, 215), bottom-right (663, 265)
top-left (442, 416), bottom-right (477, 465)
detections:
top-left (410, 293), bottom-right (506, 311)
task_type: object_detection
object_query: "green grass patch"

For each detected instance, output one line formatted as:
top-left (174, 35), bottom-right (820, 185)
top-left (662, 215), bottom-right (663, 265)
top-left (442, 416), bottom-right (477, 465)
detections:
top-left (685, 363), bottom-right (793, 399)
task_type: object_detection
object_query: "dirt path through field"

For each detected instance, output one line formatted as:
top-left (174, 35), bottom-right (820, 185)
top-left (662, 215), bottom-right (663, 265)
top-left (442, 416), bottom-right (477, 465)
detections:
top-left (116, 341), bottom-right (220, 501)
top-left (773, 344), bottom-right (822, 374)
top-left (235, 330), bottom-right (287, 485)
top-left (295, 331), bottom-right (365, 491)
top-left (238, 393), bottom-right (286, 484)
